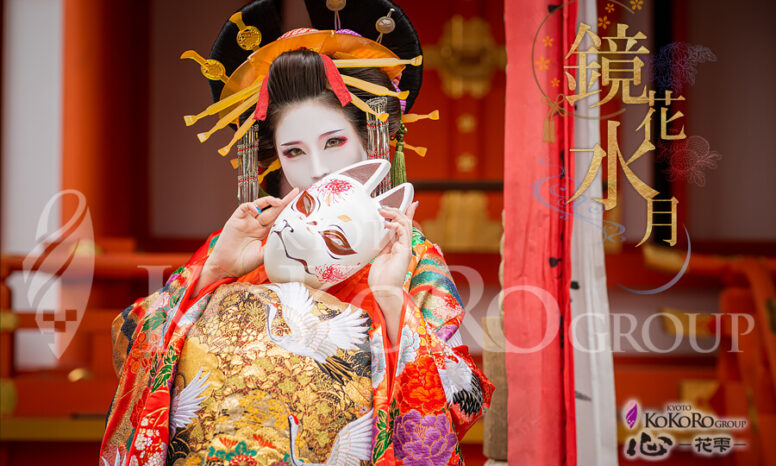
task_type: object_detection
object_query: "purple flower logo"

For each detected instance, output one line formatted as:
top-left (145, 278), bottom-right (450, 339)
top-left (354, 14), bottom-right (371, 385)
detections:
top-left (625, 402), bottom-right (639, 429)
top-left (394, 410), bottom-right (457, 466)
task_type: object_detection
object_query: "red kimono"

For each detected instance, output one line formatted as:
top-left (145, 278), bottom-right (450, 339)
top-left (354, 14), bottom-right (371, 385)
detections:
top-left (101, 228), bottom-right (493, 465)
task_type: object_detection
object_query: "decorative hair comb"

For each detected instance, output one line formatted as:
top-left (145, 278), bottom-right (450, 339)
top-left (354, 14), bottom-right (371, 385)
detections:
top-left (181, 0), bottom-right (439, 199)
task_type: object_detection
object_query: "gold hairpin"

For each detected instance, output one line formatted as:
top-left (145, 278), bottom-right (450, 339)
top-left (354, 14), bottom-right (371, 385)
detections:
top-left (229, 12), bottom-right (262, 50)
top-left (197, 92), bottom-right (260, 143)
top-left (333, 56), bottom-right (422, 68)
top-left (184, 80), bottom-right (261, 126)
top-left (257, 159), bottom-right (281, 182)
top-left (402, 110), bottom-right (439, 124)
top-left (218, 115), bottom-right (256, 156)
top-left (348, 92), bottom-right (389, 121)
top-left (341, 75), bottom-right (409, 99)
top-left (180, 50), bottom-right (228, 83)
top-left (390, 139), bottom-right (427, 156)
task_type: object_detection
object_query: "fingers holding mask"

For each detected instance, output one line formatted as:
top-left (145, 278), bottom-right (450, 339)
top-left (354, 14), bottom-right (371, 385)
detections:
top-left (254, 188), bottom-right (299, 228)
top-left (379, 203), bottom-right (417, 248)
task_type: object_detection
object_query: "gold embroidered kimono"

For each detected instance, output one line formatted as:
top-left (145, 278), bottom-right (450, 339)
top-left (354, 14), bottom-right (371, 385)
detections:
top-left (101, 228), bottom-right (494, 466)
top-left (169, 283), bottom-right (374, 465)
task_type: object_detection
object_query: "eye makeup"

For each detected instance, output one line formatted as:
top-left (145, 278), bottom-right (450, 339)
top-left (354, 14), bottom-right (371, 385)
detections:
top-left (278, 134), bottom-right (347, 157)
top-left (325, 136), bottom-right (348, 149)
top-left (281, 147), bottom-right (305, 158)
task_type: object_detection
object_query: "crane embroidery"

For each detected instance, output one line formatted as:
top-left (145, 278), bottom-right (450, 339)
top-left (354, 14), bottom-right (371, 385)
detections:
top-left (286, 409), bottom-right (374, 465)
top-left (265, 282), bottom-right (369, 383)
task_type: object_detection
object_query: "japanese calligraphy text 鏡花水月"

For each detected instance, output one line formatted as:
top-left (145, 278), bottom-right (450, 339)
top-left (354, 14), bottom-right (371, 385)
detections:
top-left (565, 23), bottom-right (685, 246)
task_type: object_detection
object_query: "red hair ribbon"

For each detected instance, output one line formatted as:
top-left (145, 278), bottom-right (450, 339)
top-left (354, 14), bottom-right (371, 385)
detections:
top-left (253, 76), bottom-right (271, 122)
top-left (252, 53), bottom-right (351, 122)
top-left (319, 53), bottom-right (352, 107)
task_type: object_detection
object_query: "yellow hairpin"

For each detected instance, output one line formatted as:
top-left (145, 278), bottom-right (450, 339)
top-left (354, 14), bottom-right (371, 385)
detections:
top-left (218, 113), bottom-right (257, 155)
top-left (341, 75), bottom-right (409, 99)
top-left (229, 12), bottom-right (262, 51)
top-left (348, 92), bottom-right (389, 122)
top-left (390, 139), bottom-right (427, 157)
top-left (197, 92), bottom-right (260, 143)
top-left (334, 56), bottom-right (423, 68)
top-left (180, 50), bottom-right (228, 83)
top-left (402, 110), bottom-right (439, 124)
top-left (257, 159), bottom-right (281, 183)
top-left (184, 80), bottom-right (261, 126)
top-left (229, 158), bottom-right (281, 185)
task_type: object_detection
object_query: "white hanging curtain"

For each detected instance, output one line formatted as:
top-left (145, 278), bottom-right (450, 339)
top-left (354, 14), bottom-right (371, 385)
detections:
top-left (570, 0), bottom-right (618, 464)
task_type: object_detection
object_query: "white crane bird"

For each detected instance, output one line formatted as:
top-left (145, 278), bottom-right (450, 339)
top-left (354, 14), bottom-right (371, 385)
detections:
top-left (287, 409), bottom-right (374, 466)
top-left (264, 282), bottom-right (368, 382)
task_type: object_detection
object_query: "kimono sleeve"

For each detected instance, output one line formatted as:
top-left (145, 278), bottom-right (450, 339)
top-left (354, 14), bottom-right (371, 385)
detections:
top-left (109, 230), bottom-right (221, 376)
top-left (392, 238), bottom-right (495, 444)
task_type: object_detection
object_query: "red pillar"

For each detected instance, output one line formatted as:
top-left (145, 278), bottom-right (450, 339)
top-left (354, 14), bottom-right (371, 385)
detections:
top-left (59, 0), bottom-right (149, 367)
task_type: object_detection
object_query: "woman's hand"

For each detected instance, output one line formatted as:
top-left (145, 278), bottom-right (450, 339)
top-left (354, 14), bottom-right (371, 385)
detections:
top-left (368, 201), bottom-right (419, 344)
top-left (195, 189), bottom-right (299, 294)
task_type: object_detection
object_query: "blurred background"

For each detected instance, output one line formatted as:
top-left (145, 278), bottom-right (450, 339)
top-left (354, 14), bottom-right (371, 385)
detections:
top-left (0, 0), bottom-right (774, 465)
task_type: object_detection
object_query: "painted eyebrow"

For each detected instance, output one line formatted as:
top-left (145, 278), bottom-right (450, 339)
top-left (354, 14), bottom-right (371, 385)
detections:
top-left (319, 129), bottom-right (344, 139)
top-left (279, 129), bottom-right (344, 147)
top-left (279, 140), bottom-right (303, 147)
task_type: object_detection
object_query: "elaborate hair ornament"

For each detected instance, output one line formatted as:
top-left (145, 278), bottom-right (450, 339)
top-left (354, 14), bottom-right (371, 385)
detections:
top-left (185, 0), bottom-right (437, 200)
top-left (184, 40), bottom-right (421, 156)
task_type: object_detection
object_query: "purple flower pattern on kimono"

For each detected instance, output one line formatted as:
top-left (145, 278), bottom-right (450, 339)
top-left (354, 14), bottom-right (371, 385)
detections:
top-left (394, 410), bottom-right (459, 466)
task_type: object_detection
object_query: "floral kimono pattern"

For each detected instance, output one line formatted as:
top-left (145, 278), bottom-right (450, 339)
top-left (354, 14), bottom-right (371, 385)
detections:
top-left (101, 228), bottom-right (494, 465)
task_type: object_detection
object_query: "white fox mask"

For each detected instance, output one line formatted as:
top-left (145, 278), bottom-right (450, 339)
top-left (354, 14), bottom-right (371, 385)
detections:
top-left (264, 159), bottom-right (414, 290)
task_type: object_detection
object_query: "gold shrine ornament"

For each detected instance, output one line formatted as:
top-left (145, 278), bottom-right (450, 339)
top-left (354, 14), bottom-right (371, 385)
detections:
top-left (424, 16), bottom-right (506, 98)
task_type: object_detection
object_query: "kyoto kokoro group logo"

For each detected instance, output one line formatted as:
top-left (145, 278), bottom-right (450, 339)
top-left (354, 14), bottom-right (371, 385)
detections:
top-left (621, 400), bottom-right (748, 461)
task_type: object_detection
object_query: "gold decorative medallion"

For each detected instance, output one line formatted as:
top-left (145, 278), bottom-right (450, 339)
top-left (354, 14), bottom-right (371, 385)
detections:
top-left (424, 16), bottom-right (506, 98)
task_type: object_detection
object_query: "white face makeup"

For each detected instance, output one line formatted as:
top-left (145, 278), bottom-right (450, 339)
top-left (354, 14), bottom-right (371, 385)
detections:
top-left (275, 100), bottom-right (367, 191)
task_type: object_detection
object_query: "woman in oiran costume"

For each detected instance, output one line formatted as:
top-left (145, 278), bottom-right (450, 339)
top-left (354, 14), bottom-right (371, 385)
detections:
top-left (101, 1), bottom-right (493, 465)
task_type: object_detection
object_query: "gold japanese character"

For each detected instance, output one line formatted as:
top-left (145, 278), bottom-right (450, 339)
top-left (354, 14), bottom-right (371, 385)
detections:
top-left (639, 197), bottom-right (679, 246)
top-left (661, 107), bottom-right (687, 140)
top-left (564, 22), bottom-right (602, 105)
top-left (568, 118), bottom-right (658, 210)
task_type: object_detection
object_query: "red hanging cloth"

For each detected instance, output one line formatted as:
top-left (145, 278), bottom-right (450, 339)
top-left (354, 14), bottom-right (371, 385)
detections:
top-left (503, 1), bottom-right (577, 464)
